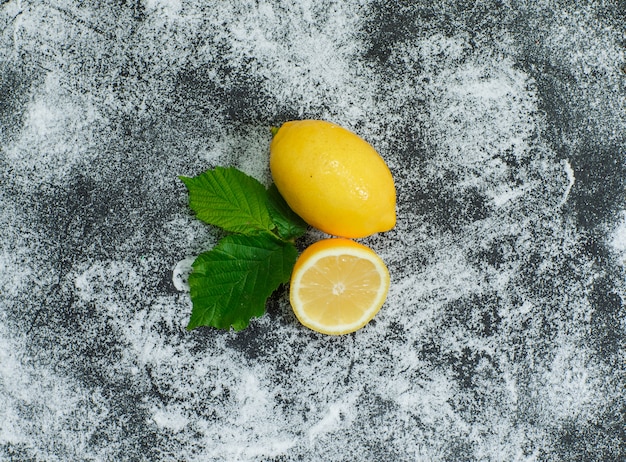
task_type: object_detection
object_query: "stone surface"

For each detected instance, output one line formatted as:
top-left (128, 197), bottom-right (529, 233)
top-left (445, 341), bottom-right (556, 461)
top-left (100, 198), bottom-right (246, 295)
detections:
top-left (1, 1), bottom-right (625, 461)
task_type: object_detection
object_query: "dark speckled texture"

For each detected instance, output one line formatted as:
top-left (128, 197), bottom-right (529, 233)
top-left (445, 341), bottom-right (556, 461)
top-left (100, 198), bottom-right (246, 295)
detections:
top-left (1, 1), bottom-right (625, 461)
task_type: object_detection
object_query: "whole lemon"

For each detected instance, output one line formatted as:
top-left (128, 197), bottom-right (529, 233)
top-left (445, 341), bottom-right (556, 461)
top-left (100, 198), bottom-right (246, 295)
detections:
top-left (270, 120), bottom-right (396, 238)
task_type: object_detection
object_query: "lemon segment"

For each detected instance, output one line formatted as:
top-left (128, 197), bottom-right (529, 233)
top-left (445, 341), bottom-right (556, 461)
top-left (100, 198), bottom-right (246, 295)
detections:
top-left (270, 120), bottom-right (396, 238)
top-left (289, 238), bottom-right (390, 335)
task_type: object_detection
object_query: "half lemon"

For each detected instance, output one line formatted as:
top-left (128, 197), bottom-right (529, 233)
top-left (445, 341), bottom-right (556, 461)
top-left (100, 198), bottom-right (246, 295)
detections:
top-left (289, 238), bottom-right (390, 335)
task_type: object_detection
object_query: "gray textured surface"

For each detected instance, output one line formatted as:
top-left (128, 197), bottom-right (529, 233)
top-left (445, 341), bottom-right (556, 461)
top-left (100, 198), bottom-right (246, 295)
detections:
top-left (1, 1), bottom-right (625, 461)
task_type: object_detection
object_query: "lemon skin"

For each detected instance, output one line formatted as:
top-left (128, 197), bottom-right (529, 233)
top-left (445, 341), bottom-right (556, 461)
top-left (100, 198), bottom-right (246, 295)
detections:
top-left (270, 120), bottom-right (396, 238)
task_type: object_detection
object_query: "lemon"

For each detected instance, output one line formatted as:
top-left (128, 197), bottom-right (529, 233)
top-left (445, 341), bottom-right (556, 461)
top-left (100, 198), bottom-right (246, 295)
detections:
top-left (270, 120), bottom-right (396, 238)
top-left (289, 238), bottom-right (390, 335)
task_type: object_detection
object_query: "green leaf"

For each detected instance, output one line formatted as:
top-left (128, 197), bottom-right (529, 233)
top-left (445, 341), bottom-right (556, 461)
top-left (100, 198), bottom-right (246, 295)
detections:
top-left (267, 183), bottom-right (308, 240)
top-left (180, 167), bottom-right (274, 235)
top-left (187, 233), bottom-right (297, 331)
top-left (179, 166), bottom-right (312, 331)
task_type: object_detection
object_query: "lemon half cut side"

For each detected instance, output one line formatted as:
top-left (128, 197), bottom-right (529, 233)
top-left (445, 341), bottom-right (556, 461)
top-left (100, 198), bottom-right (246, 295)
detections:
top-left (289, 238), bottom-right (390, 335)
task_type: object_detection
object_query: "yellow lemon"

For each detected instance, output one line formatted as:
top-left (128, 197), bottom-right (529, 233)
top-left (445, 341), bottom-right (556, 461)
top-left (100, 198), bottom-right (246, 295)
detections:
top-left (270, 120), bottom-right (396, 238)
top-left (289, 238), bottom-right (390, 335)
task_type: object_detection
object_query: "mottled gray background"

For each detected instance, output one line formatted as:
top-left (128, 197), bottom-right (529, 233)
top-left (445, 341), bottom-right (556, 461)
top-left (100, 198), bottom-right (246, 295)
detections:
top-left (1, 1), bottom-right (625, 461)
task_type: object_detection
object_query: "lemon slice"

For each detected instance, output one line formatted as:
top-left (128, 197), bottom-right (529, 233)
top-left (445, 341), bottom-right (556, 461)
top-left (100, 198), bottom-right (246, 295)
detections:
top-left (289, 238), bottom-right (390, 335)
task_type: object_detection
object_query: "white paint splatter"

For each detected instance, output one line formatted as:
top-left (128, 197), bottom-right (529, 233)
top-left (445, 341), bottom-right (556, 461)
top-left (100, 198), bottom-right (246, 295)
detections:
top-left (172, 256), bottom-right (195, 292)
top-left (559, 159), bottom-right (576, 207)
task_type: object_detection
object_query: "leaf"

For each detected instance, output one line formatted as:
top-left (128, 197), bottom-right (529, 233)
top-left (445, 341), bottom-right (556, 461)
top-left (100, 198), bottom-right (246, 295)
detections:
top-left (179, 166), bottom-right (311, 331)
top-left (186, 233), bottom-right (297, 331)
top-left (180, 167), bottom-right (274, 235)
top-left (267, 183), bottom-right (308, 240)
